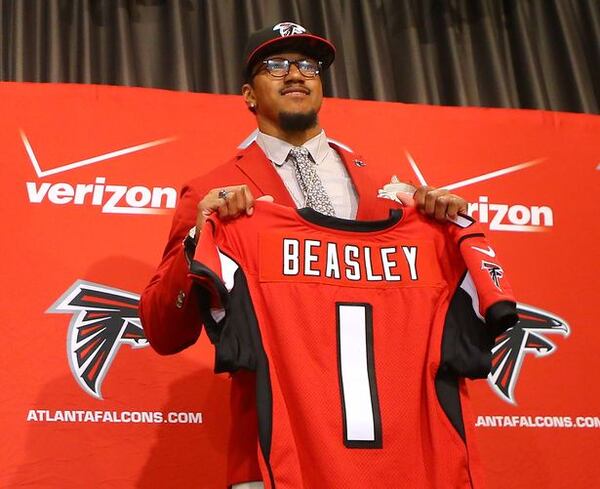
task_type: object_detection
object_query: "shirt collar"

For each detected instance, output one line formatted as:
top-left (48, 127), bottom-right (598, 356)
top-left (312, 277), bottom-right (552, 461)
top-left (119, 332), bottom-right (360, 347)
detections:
top-left (256, 130), bottom-right (330, 167)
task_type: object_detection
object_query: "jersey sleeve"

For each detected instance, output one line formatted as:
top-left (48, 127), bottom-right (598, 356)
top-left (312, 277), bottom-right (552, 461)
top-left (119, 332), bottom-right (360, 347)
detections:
top-left (188, 218), bottom-right (260, 373)
top-left (441, 214), bottom-right (519, 379)
top-left (449, 214), bottom-right (518, 334)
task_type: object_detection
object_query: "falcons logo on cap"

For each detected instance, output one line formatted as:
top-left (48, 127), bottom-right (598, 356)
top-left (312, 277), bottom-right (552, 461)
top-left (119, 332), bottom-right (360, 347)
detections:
top-left (488, 303), bottom-right (569, 404)
top-left (48, 280), bottom-right (148, 399)
top-left (273, 22), bottom-right (306, 37)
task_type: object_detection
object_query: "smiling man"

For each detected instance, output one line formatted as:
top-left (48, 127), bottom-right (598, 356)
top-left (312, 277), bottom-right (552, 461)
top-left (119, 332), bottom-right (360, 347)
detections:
top-left (140, 21), bottom-right (469, 489)
top-left (244, 55), bottom-right (324, 139)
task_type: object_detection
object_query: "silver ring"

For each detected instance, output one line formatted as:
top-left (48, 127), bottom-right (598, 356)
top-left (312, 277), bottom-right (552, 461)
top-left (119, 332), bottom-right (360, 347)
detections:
top-left (218, 189), bottom-right (229, 200)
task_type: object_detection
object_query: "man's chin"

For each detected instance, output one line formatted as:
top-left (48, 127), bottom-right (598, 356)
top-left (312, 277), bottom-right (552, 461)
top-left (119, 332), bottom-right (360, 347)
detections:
top-left (279, 110), bottom-right (318, 132)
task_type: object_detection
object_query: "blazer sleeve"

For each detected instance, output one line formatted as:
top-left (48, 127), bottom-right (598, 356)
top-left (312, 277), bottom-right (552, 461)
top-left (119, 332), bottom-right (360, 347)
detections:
top-left (139, 180), bottom-right (205, 354)
top-left (138, 150), bottom-right (271, 355)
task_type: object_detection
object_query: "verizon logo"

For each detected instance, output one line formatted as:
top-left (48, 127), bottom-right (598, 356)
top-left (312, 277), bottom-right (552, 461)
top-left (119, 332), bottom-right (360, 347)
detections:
top-left (21, 130), bottom-right (177, 215)
top-left (468, 196), bottom-right (553, 232)
top-left (26, 177), bottom-right (176, 215)
top-left (404, 151), bottom-right (553, 233)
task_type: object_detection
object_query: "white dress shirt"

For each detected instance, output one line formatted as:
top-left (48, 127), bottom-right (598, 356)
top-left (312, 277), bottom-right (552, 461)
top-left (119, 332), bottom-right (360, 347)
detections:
top-left (255, 130), bottom-right (358, 219)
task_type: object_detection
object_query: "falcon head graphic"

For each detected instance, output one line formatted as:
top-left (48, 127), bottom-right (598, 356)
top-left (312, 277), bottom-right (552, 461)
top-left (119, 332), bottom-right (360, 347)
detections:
top-left (273, 22), bottom-right (307, 37)
top-left (481, 260), bottom-right (504, 290)
top-left (488, 303), bottom-right (569, 404)
top-left (48, 280), bottom-right (148, 399)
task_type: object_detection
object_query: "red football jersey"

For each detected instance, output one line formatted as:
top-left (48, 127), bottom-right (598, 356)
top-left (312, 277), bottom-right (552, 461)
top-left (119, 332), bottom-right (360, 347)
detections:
top-left (191, 202), bottom-right (517, 489)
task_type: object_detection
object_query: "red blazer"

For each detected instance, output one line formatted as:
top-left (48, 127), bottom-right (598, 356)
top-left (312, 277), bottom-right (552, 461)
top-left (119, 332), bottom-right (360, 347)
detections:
top-left (140, 141), bottom-right (394, 485)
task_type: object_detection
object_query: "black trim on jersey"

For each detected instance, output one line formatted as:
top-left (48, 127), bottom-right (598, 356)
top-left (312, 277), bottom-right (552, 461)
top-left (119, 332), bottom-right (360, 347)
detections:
top-left (437, 268), bottom-right (515, 443)
top-left (435, 272), bottom-right (495, 442)
top-left (336, 302), bottom-right (383, 449)
top-left (211, 268), bottom-right (261, 373)
top-left (298, 207), bottom-right (402, 232)
top-left (256, 345), bottom-right (277, 489)
top-left (190, 261), bottom-right (231, 345)
top-left (456, 232), bottom-right (486, 247)
top-left (196, 287), bottom-right (221, 345)
top-left (198, 267), bottom-right (278, 486)
top-left (485, 300), bottom-right (518, 338)
top-left (434, 368), bottom-right (465, 441)
top-left (442, 277), bottom-right (497, 380)
top-left (189, 261), bottom-right (230, 311)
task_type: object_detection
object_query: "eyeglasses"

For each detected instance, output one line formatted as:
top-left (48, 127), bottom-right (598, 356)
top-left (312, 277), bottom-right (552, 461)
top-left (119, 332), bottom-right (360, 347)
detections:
top-left (259, 58), bottom-right (323, 78)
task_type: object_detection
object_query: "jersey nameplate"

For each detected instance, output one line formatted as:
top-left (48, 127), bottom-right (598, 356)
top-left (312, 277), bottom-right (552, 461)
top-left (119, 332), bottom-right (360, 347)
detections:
top-left (259, 231), bottom-right (444, 288)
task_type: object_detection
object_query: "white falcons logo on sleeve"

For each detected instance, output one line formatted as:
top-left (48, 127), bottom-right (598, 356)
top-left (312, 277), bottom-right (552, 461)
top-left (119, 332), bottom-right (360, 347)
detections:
top-left (273, 22), bottom-right (306, 36)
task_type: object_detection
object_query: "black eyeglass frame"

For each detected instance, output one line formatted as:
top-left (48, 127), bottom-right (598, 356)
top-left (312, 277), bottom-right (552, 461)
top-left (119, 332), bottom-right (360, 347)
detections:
top-left (257, 58), bottom-right (323, 79)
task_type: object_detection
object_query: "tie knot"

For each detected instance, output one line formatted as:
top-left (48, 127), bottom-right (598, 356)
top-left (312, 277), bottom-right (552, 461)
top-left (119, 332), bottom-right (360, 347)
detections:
top-left (290, 146), bottom-right (311, 161)
top-left (289, 144), bottom-right (336, 217)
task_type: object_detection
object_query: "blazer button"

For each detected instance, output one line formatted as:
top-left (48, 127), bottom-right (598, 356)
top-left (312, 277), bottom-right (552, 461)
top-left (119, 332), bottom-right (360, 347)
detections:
top-left (176, 290), bottom-right (186, 309)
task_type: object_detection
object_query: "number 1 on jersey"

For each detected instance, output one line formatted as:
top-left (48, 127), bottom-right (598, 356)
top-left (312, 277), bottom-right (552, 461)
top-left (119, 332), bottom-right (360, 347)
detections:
top-left (336, 303), bottom-right (382, 448)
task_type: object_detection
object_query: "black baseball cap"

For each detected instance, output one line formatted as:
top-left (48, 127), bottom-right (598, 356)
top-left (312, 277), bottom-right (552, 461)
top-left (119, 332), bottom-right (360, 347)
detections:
top-left (244, 21), bottom-right (336, 79)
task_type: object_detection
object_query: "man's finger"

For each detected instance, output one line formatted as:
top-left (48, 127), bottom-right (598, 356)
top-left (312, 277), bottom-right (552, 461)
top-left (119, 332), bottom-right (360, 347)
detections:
top-left (434, 195), bottom-right (449, 221)
top-left (225, 189), bottom-right (242, 218)
top-left (412, 185), bottom-right (469, 221)
top-left (217, 191), bottom-right (232, 219)
top-left (197, 197), bottom-right (221, 231)
top-left (257, 195), bottom-right (275, 203)
top-left (424, 189), bottom-right (445, 216)
top-left (413, 186), bottom-right (432, 212)
top-left (197, 185), bottom-right (259, 230)
top-left (242, 185), bottom-right (256, 215)
top-left (446, 197), bottom-right (462, 219)
top-left (234, 188), bottom-right (248, 217)
top-left (412, 186), bottom-right (425, 208)
top-left (216, 190), bottom-right (228, 217)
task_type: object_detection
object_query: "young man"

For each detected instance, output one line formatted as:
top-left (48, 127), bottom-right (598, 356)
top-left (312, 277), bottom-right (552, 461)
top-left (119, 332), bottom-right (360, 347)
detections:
top-left (140, 22), bottom-right (469, 488)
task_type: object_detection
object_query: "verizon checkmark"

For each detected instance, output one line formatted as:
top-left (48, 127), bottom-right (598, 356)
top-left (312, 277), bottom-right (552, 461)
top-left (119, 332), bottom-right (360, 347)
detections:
top-left (20, 129), bottom-right (177, 178)
top-left (404, 150), bottom-right (544, 191)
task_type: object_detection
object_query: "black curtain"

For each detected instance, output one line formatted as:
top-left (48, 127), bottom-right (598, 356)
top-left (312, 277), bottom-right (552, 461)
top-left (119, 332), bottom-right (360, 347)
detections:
top-left (1, 0), bottom-right (598, 113)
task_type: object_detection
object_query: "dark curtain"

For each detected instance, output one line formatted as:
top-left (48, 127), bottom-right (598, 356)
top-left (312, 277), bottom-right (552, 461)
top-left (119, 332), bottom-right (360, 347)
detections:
top-left (1, 0), bottom-right (598, 113)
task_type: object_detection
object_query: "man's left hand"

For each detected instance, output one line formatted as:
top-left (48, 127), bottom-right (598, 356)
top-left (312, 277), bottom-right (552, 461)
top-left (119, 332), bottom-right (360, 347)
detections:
top-left (411, 186), bottom-right (468, 221)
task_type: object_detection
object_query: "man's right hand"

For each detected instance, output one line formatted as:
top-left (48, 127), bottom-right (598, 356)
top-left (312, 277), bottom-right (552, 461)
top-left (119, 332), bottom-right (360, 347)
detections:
top-left (196, 185), bottom-right (273, 235)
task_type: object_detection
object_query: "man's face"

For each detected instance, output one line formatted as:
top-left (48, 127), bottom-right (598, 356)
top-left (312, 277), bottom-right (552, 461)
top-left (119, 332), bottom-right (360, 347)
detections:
top-left (243, 51), bottom-right (324, 130)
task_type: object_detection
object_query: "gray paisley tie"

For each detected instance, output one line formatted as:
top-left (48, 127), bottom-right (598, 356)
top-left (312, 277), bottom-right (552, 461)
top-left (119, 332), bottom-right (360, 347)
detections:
top-left (289, 146), bottom-right (336, 216)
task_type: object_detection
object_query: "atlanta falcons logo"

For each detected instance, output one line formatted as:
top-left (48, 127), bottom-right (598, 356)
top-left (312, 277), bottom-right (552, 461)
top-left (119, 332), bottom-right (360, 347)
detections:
top-left (481, 260), bottom-right (504, 289)
top-left (488, 303), bottom-right (569, 404)
top-left (273, 22), bottom-right (307, 37)
top-left (48, 280), bottom-right (148, 399)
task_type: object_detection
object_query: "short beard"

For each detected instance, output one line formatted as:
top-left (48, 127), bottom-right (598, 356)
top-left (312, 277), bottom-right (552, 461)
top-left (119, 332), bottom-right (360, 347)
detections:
top-left (279, 110), bottom-right (318, 132)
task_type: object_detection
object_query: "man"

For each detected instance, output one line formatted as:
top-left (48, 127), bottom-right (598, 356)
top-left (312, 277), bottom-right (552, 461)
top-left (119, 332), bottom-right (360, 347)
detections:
top-left (140, 22), bottom-right (469, 488)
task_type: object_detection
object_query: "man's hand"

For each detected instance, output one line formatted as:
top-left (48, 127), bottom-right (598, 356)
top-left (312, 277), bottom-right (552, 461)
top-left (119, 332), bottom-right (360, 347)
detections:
top-left (412, 186), bottom-right (468, 221)
top-left (196, 185), bottom-right (273, 234)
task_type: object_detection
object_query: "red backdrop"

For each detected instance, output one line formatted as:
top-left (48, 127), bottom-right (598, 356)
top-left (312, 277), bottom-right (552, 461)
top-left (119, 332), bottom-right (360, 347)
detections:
top-left (1, 82), bottom-right (598, 488)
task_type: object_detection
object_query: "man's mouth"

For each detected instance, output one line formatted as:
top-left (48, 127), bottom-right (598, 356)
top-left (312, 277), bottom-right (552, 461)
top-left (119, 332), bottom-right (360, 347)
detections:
top-left (281, 86), bottom-right (310, 96)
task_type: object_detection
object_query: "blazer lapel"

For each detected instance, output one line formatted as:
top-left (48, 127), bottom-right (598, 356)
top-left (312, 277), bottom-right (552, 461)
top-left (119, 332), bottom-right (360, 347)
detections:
top-left (235, 143), bottom-right (296, 207)
top-left (236, 140), bottom-right (395, 219)
top-left (334, 146), bottom-right (383, 220)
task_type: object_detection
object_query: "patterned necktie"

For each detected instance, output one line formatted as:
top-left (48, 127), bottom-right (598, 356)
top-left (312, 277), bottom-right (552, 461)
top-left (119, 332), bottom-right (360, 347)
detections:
top-left (289, 146), bottom-right (336, 216)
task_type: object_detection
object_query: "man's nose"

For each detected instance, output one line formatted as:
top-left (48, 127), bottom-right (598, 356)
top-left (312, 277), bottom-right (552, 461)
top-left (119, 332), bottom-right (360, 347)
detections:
top-left (285, 62), bottom-right (305, 81)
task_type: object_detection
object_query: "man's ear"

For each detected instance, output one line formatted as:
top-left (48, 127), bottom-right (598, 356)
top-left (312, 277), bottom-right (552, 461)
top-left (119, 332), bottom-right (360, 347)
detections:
top-left (242, 83), bottom-right (257, 113)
